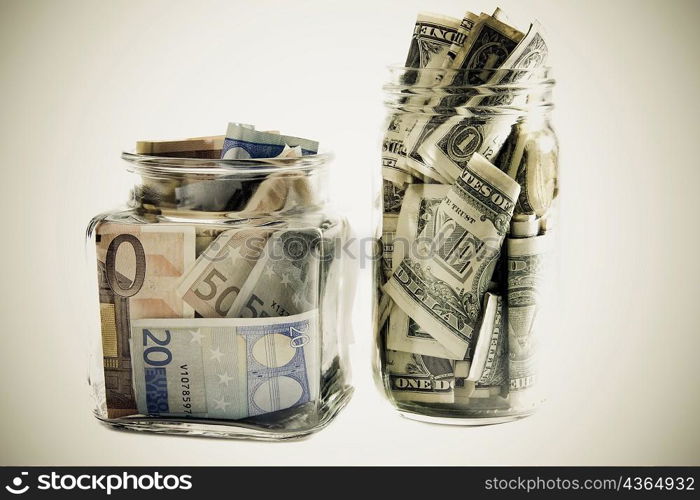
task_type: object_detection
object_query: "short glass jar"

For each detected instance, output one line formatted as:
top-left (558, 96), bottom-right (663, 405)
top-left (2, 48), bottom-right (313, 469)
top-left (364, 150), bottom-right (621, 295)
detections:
top-left (86, 152), bottom-right (353, 439)
top-left (376, 66), bottom-right (558, 424)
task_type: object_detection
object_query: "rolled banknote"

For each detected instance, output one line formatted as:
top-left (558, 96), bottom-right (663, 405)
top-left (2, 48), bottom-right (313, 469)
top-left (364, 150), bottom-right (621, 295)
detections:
top-left (228, 229), bottom-right (321, 318)
top-left (389, 11), bottom-right (480, 183)
top-left (95, 223), bottom-right (195, 418)
top-left (175, 143), bottom-right (312, 212)
top-left (385, 184), bottom-right (456, 359)
top-left (222, 123), bottom-right (318, 159)
top-left (510, 214), bottom-right (539, 238)
top-left (506, 232), bottom-right (550, 404)
top-left (386, 349), bottom-right (454, 403)
top-left (243, 171), bottom-right (315, 214)
top-left (383, 179), bottom-right (407, 215)
top-left (382, 12), bottom-right (466, 185)
top-left (505, 124), bottom-right (559, 217)
top-left (442, 11), bottom-right (480, 68)
top-left (384, 154), bottom-right (520, 359)
top-left (467, 293), bottom-right (508, 391)
top-left (403, 13), bottom-right (524, 182)
top-left (381, 214), bottom-right (398, 282)
top-left (130, 310), bottom-right (319, 420)
top-left (453, 293), bottom-right (504, 402)
top-left (136, 135), bottom-right (225, 159)
top-left (409, 20), bottom-right (550, 184)
top-left (175, 177), bottom-right (257, 212)
top-left (454, 359), bottom-right (475, 401)
top-left (135, 124), bottom-right (254, 159)
top-left (176, 228), bottom-right (272, 318)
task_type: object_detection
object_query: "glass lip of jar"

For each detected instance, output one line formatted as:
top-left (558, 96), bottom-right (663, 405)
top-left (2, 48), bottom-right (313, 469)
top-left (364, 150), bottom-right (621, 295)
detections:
top-left (383, 64), bottom-right (555, 116)
top-left (121, 150), bottom-right (333, 178)
top-left (383, 64), bottom-right (555, 90)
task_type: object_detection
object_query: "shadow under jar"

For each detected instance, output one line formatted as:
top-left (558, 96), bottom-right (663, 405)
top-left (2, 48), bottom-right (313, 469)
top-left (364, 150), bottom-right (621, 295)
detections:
top-left (86, 152), bottom-right (353, 439)
top-left (376, 66), bottom-right (558, 424)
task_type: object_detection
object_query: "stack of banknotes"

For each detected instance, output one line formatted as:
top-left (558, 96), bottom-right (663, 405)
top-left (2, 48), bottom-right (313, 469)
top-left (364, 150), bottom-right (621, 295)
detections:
top-left (96, 123), bottom-right (340, 421)
top-left (379, 8), bottom-right (558, 408)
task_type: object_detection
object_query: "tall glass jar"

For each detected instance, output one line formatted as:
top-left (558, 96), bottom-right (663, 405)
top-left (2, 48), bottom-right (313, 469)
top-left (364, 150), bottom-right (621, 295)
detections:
top-left (375, 66), bottom-right (558, 424)
top-left (86, 152), bottom-right (353, 439)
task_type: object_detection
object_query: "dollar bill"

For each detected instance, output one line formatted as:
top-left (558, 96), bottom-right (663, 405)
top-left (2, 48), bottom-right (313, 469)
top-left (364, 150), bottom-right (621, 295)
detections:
top-left (95, 223), bottom-right (195, 418)
top-left (467, 293), bottom-right (508, 390)
top-left (384, 154), bottom-right (520, 359)
top-left (506, 233), bottom-right (550, 403)
top-left (386, 349), bottom-right (454, 403)
top-left (503, 124), bottom-right (559, 216)
top-left (382, 13), bottom-right (465, 184)
top-left (453, 359), bottom-right (474, 401)
top-left (176, 228), bottom-right (272, 318)
top-left (443, 11), bottom-right (480, 68)
top-left (228, 229), bottom-right (321, 318)
top-left (403, 13), bottom-right (524, 181)
top-left (383, 179), bottom-right (407, 215)
top-left (385, 184), bottom-right (457, 358)
top-left (381, 214), bottom-right (398, 281)
top-left (222, 123), bottom-right (318, 159)
top-left (409, 20), bottom-right (550, 184)
top-left (130, 310), bottom-right (319, 420)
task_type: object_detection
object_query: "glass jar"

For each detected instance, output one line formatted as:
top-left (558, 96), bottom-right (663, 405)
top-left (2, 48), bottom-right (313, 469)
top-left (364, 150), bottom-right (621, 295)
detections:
top-left (375, 65), bottom-right (558, 424)
top-left (86, 152), bottom-right (353, 439)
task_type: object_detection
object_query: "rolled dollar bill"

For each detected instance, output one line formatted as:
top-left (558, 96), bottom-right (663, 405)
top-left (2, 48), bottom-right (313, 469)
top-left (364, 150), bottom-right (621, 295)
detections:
top-left (175, 145), bottom-right (313, 212)
top-left (130, 310), bottom-right (319, 420)
top-left (508, 125), bottom-right (559, 217)
top-left (381, 214), bottom-right (398, 282)
top-left (385, 184), bottom-right (456, 358)
top-left (383, 179), bottom-right (407, 215)
top-left (382, 12), bottom-right (466, 184)
top-left (384, 154), bottom-right (520, 359)
top-left (386, 349), bottom-right (454, 403)
top-left (506, 232), bottom-right (550, 404)
top-left (510, 214), bottom-right (539, 238)
top-left (467, 293), bottom-right (508, 391)
top-left (403, 13), bottom-right (524, 182)
top-left (408, 21), bottom-right (549, 184)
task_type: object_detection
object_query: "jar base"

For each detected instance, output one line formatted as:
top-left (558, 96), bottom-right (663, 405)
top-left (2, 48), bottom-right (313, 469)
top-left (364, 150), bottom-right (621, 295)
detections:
top-left (398, 409), bottom-right (535, 426)
top-left (95, 385), bottom-right (353, 441)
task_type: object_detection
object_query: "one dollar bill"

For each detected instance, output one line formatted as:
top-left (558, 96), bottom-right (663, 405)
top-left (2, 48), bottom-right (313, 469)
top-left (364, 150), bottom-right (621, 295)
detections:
top-left (384, 154), bottom-right (520, 359)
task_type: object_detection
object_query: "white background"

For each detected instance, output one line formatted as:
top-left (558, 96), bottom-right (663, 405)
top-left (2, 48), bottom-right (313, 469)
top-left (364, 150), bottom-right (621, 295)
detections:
top-left (1, 0), bottom-right (698, 465)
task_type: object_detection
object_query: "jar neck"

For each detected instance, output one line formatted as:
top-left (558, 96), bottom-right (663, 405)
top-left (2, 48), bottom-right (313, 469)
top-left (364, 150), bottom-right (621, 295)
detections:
top-left (129, 168), bottom-right (327, 219)
top-left (384, 66), bottom-right (555, 118)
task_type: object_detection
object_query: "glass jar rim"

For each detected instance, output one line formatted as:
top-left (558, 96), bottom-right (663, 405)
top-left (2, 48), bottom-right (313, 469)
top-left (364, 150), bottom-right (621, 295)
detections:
top-left (384, 64), bottom-right (554, 88)
top-left (121, 151), bottom-right (333, 177)
top-left (385, 63), bottom-right (553, 73)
